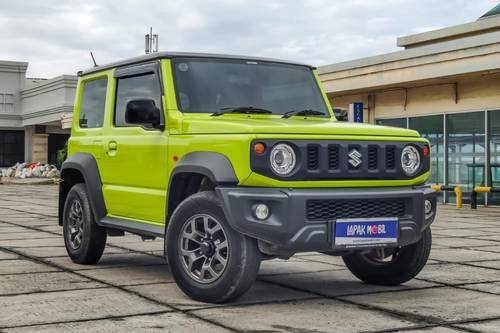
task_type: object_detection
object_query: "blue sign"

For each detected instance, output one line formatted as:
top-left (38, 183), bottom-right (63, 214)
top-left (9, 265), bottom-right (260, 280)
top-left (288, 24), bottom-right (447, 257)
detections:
top-left (353, 102), bottom-right (363, 123)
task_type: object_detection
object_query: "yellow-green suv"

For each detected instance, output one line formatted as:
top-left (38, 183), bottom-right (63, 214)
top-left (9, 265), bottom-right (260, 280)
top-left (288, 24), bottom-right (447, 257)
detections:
top-left (59, 52), bottom-right (436, 303)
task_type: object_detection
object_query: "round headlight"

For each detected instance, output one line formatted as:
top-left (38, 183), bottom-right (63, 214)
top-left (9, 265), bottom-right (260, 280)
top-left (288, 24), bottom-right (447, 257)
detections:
top-left (401, 145), bottom-right (421, 176)
top-left (270, 143), bottom-right (296, 176)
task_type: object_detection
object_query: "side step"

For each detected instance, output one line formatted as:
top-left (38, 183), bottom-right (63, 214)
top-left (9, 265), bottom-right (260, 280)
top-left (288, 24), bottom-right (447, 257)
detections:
top-left (99, 216), bottom-right (164, 238)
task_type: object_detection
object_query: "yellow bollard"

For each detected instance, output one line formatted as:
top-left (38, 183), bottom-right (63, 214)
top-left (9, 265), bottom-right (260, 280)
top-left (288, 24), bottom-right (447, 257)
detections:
top-left (431, 184), bottom-right (441, 191)
top-left (474, 186), bottom-right (492, 193)
top-left (454, 186), bottom-right (462, 209)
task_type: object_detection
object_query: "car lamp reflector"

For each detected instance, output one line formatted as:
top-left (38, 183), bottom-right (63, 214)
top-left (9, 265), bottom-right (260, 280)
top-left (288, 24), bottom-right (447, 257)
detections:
top-left (270, 143), bottom-right (296, 176)
top-left (425, 199), bottom-right (432, 215)
top-left (254, 203), bottom-right (270, 220)
top-left (401, 145), bottom-right (421, 176)
top-left (253, 142), bottom-right (266, 155)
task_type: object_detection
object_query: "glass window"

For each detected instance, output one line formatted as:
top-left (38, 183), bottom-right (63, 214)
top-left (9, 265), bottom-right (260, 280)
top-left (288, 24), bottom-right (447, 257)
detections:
top-left (79, 78), bottom-right (108, 128)
top-left (376, 118), bottom-right (407, 128)
top-left (0, 130), bottom-right (24, 167)
top-left (446, 112), bottom-right (486, 204)
top-left (489, 110), bottom-right (500, 205)
top-left (114, 73), bottom-right (162, 127)
top-left (172, 58), bottom-right (329, 116)
top-left (409, 115), bottom-right (444, 185)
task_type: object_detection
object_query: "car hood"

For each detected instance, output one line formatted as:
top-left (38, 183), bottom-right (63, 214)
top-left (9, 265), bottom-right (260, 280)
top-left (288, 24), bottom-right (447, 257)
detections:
top-left (181, 116), bottom-right (420, 137)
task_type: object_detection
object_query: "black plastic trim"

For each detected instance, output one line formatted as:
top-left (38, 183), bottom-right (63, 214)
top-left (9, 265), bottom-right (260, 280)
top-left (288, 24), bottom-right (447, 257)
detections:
top-left (100, 217), bottom-right (164, 238)
top-left (170, 152), bottom-right (238, 185)
top-left (60, 153), bottom-right (107, 224)
top-left (217, 185), bottom-right (437, 254)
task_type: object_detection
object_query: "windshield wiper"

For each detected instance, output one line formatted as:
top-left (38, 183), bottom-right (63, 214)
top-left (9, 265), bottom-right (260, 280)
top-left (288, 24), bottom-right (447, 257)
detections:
top-left (282, 109), bottom-right (326, 119)
top-left (211, 106), bottom-right (273, 117)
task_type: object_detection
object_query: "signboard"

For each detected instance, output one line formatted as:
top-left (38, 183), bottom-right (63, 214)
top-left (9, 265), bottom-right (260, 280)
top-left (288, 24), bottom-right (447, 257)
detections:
top-left (353, 102), bottom-right (363, 123)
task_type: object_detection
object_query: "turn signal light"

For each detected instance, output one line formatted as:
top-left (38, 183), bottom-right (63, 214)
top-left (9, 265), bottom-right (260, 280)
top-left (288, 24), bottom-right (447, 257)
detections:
top-left (422, 145), bottom-right (430, 157)
top-left (253, 142), bottom-right (266, 155)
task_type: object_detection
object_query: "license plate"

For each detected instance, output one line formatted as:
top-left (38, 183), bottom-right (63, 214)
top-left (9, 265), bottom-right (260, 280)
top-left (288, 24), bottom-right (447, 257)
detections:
top-left (334, 217), bottom-right (398, 248)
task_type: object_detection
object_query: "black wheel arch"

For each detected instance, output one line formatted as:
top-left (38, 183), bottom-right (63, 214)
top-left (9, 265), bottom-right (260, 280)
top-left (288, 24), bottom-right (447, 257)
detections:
top-left (59, 153), bottom-right (107, 226)
top-left (166, 152), bottom-right (238, 224)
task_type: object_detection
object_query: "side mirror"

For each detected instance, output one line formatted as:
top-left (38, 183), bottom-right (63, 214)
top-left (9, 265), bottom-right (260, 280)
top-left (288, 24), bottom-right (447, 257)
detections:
top-left (125, 99), bottom-right (163, 129)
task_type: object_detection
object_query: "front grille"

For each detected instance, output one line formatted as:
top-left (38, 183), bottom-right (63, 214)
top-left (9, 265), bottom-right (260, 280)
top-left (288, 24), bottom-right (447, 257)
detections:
top-left (250, 140), bottom-right (429, 181)
top-left (306, 198), bottom-right (406, 221)
top-left (307, 145), bottom-right (319, 170)
top-left (368, 146), bottom-right (378, 170)
top-left (386, 146), bottom-right (396, 169)
top-left (327, 145), bottom-right (339, 169)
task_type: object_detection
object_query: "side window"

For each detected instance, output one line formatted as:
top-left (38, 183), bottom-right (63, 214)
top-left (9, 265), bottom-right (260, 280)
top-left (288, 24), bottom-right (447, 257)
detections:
top-left (79, 78), bottom-right (108, 128)
top-left (114, 73), bottom-right (162, 127)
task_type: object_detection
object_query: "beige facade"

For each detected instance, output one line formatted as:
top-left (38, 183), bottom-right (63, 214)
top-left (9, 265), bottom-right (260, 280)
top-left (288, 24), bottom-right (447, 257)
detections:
top-left (318, 8), bottom-right (500, 206)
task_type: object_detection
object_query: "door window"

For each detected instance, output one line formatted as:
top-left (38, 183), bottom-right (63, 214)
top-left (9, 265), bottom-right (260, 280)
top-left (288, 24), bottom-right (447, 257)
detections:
top-left (114, 73), bottom-right (162, 127)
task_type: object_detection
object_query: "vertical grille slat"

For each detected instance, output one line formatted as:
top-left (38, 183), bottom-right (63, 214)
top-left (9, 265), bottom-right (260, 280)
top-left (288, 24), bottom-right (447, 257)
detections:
top-left (386, 146), bottom-right (396, 169)
top-left (307, 145), bottom-right (319, 170)
top-left (368, 146), bottom-right (378, 170)
top-left (328, 145), bottom-right (339, 170)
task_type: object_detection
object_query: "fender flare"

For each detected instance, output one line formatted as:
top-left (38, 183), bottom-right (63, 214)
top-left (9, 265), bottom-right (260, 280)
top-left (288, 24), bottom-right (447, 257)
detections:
top-left (59, 153), bottom-right (107, 224)
top-left (170, 151), bottom-right (238, 185)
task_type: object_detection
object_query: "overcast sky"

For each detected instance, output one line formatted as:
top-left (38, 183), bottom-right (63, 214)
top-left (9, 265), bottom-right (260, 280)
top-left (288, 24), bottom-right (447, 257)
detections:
top-left (0, 0), bottom-right (497, 77)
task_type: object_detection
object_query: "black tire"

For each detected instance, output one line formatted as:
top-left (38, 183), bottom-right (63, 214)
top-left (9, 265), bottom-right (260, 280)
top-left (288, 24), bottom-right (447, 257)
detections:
top-left (166, 191), bottom-right (261, 303)
top-left (63, 183), bottom-right (107, 264)
top-left (342, 227), bottom-right (432, 286)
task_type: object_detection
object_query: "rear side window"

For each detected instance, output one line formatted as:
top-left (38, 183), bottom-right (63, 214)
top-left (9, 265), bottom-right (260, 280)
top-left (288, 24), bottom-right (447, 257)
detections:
top-left (79, 78), bottom-right (108, 128)
top-left (114, 73), bottom-right (162, 127)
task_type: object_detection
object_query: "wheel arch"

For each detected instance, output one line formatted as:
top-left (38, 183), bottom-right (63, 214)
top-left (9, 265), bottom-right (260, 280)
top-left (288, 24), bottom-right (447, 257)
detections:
top-left (166, 152), bottom-right (238, 224)
top-left (59, 153), bottom-right (106, 226)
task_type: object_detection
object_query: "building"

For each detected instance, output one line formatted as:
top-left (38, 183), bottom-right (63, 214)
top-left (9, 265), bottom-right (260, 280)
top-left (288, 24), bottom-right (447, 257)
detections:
top-left (0, 60), bottom-right (76, 167)
top-left (318, 4), bottom-right (500, 206)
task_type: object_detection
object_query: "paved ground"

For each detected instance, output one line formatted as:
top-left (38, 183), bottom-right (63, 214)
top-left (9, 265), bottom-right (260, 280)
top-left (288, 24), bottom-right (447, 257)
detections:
top-left (1, 185), bottom-right (500, 333)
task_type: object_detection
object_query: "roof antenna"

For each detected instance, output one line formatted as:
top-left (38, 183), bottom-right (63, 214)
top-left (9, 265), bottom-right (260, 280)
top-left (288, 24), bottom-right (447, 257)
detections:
top-left (90, 51), bottom-right (98, 67)
top-left (145, 27), bottom-right (159, 54)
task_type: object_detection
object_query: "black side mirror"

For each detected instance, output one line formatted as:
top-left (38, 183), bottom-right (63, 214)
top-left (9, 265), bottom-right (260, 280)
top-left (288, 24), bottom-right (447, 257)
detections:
top-left (125, 99), bottom-right (162, 129)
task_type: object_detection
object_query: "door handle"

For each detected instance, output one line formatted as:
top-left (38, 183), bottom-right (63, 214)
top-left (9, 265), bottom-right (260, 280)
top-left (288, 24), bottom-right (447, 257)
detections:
top-left (107, 141), bottom-right (118, 156)
top-left (108, 141), bottom-right (117, 151)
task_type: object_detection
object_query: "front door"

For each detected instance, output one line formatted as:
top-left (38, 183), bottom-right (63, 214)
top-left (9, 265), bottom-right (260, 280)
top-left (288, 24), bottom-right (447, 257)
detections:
top-left (100, 64), bottom-right (168, 225)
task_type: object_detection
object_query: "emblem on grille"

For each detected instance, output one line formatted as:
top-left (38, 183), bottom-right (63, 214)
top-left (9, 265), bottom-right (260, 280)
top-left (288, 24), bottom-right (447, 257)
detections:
top-left (348, 149), bottom-right (362, 167)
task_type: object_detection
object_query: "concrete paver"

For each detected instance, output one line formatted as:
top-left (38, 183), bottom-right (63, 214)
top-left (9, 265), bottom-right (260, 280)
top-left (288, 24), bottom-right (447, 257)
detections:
top-left (0, 184), bottom-right (499, 332)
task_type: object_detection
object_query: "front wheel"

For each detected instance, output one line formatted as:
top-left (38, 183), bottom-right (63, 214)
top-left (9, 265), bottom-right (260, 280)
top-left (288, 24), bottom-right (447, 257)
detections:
top-left (342, 227), bottom-right (432, 286)
top-left (166, 191), bottom-right (261, 303)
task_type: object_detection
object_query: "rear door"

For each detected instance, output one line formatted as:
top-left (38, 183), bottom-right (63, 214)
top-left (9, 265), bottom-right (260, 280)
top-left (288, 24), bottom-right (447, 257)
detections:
top-left (99, 63), bottom-right (168, 225)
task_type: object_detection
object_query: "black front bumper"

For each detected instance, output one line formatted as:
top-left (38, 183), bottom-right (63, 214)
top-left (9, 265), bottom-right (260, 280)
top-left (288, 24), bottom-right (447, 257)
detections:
top-left (217, 186), bottom-right (436, 254)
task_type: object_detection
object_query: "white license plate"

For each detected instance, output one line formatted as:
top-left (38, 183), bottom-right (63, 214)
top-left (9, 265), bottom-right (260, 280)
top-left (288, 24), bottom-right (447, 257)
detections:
top-left (334, 217), bottom-right (398, 248)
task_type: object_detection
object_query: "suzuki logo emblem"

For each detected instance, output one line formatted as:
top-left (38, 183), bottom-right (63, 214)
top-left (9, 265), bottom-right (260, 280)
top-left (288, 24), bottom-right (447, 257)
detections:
top-left (348, 149), bottom-right (362, 167)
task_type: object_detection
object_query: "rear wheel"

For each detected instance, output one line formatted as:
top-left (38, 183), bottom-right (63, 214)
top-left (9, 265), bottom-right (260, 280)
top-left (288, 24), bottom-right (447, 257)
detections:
top-left (342, 227), bottom-right (432, 285)
top-left (63, 184), bottom-right (107, 264)
top-left (166, 191), bottom-right (261, 303)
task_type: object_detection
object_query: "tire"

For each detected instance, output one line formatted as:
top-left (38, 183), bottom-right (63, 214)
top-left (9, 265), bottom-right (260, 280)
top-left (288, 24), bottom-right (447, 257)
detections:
top-left (166, 191), bottom-right (261, 303)
top-left (342, 227), bottom-right (432, 286)
top-left (63, 183), bottom-right (107, 264)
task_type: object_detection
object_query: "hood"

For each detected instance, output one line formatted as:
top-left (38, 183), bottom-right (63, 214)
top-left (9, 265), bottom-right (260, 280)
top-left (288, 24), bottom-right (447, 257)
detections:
top-left (181, 115), bottom-right (420, 137)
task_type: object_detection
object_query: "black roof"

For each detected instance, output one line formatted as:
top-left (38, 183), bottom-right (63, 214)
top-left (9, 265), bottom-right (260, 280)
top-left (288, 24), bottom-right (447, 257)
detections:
top-left (79, 51), bottom-right (314, 76)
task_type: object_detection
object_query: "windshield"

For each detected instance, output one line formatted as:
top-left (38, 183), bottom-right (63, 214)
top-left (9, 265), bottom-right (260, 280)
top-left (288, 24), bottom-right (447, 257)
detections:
top-left (172, 57), bottom-right (329, 117)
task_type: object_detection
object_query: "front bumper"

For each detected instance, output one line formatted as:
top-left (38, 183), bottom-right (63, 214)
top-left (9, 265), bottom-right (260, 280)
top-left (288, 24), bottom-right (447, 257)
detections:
top-left (216, 186), bottom-right (436, 255)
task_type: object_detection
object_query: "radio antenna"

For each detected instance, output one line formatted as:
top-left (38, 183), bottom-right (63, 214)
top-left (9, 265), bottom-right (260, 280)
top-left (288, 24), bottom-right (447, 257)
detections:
top-left (90, 51), bottom-right (98, 67)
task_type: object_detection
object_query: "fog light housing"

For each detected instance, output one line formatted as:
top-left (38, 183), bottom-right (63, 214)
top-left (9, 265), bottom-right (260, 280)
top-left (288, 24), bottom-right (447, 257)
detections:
top-left (424, 199), bottom-right (433, 215)
top-left (254, 203), bottom-right (270, 220)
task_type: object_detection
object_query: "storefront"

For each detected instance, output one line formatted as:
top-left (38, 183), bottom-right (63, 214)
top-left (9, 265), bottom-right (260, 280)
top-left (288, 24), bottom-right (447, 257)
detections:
top-left (319, 5), bottom-right (500, 206)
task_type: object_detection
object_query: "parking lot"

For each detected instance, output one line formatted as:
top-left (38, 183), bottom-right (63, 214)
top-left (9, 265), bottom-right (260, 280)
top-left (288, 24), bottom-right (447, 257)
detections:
top-left (0, 185), bottom-right (500, 332)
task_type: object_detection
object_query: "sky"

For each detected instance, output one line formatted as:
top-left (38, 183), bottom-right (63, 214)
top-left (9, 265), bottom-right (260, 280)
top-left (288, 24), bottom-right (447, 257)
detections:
top-left (0, 0), bottom-right (498, 78)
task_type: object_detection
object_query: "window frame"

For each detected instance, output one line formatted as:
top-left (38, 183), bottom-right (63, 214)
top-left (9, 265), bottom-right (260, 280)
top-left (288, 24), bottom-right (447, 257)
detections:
top-left (78, 76), bottom-right (109, 130)
top-left (112, 62), bottom-right (165, 130)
